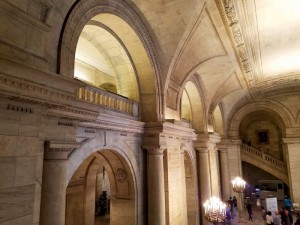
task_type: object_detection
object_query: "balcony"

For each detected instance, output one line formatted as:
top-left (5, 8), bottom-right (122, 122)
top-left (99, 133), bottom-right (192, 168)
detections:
top-left (77, 86), bottom-right (139, 117)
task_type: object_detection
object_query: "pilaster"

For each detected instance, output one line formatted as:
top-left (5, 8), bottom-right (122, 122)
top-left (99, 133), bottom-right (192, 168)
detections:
top-left (40, 141), bottom-right (79, 225)
top-left (222, 139), bottom-right (242, 197)
top-left (195, 133), bottom-right (221, 225)
top-left (282, 137), bottom-right (300, 204)
top-left (217, 141), bottom-right (231, 201)
top-left (143, 122), bottom-right (196, 225)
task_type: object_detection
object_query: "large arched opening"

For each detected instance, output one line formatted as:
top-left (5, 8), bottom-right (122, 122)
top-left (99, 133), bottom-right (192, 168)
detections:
top-left (59, 0), bottom-right (162, 122)
top-left (66, 149), bottom-right (136, 225)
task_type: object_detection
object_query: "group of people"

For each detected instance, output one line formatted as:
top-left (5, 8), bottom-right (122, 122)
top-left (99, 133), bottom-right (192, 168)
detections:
top-left (225, 196), bottom-right (238, 224)
top-left (224, 195), bottom-right (300, 225)
top-left (261, 205), bottom-right (300, 225)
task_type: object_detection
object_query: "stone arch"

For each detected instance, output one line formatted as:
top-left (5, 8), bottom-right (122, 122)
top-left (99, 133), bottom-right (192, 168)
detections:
top-left (66, 138), bottom-right (139, 225)
top-left (212, 104), bottom-right (224, 136)
top-left (182, 146), bottom-right (199, 225)
top-left (58, 0), bottom-right (162, 122)
top-left (227, 100), bottom-right (293, 138)
top-left (179, 76), bottom-right (206, 132)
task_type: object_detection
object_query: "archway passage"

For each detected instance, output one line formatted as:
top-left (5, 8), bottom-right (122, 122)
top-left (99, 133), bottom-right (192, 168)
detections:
top-left (184, 151), bottom-right (197, 225)
top-left (242, 162), bottom-right (288, 200)
top-left (66, 150), bottom-right (135, 225)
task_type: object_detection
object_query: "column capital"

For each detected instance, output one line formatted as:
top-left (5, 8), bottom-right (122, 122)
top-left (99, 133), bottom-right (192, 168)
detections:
top-left (144, 146), bottom-right (166, 155)
top-left (194, 133), bottom-right (221, 148)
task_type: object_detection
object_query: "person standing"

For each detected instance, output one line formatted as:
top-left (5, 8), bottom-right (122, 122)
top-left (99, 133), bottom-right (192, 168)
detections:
top-left (294, 213), bottom-right (300, 225)
top-left (273, 211), bottom-right (281, 225)
top-left (284, 196), bottom-right (292, 211)
top-left (225, 203), bottom-right (232, 225)
top-left (246, 201), bottom-right (253, 221)
top-left (285, 209), bottom-right (293, 225)
top-left (261, 206), bottom-right (267, 225)
top-left (232, 196), bottom-right (237, 218)
top-left (228, 197), bottom-right (234, 218)
top-left (280, 206), bottom-right (287, 225)
top-left (266, 211), bottom-right (274, 225)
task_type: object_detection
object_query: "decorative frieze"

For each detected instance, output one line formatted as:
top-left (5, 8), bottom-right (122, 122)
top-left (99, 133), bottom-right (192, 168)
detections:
top-left (0, 74), bottom-right (74, 102)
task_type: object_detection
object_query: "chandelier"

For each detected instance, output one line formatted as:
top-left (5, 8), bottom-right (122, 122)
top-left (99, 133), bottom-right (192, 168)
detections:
top-left (203, 196), bottom-right (226, 223)
top-left (232, 177), bottom-right (246, 193)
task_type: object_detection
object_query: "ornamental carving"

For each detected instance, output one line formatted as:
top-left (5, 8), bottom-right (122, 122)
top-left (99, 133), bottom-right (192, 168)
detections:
top-left (238, 45), bottom-right (247, 61)
top-left (242, 60), bottom-right (251, 72)
top-left (0, 75), bottom-right (74, 101)
top-left (223, 0), bottom-right (237, 25)
top-left (115, 168), bottom-right (128, 183)
top-left (232, 26), bottom-right (243, 46)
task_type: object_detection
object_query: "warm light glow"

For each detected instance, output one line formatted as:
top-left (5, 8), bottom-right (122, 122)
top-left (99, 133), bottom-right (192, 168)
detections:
top-left (232, 177), bottom-right (246, 193)
top-left (203, 196), bottom-right (226, 223)
top-left (256, 0), bottom-right (300, 79)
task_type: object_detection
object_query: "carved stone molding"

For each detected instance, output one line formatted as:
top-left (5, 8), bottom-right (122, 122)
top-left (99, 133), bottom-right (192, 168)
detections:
top-left (249, 73), bottom-right (300, 93)
top-left (44, 106), bottom-right (98, 122)
top-left (44, 141), bottom-right (82, 160)
top-left (217, 0), bottom-right (254, 85)
top-left (0, 74), bottom-right (74, 102)
top-left (80, 117), bottom-right (145, 134)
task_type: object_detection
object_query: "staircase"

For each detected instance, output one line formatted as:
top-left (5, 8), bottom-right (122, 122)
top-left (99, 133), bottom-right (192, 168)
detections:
top-left (240, 144), bottom-right (288, 184)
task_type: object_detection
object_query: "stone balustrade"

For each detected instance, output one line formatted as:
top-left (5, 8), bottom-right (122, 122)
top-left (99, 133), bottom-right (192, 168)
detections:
top-left (241, 144), bottom-right (287, 171)
top-left (77, 86), bottom-right (139, 117)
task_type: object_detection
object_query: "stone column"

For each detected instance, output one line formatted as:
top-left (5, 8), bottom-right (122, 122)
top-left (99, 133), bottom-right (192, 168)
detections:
top-left (225, 139), bottom-right (242, 197)
top-left (217, 141), bottom-right (231, 201)
top-left (146, 147), bottom-right (166, 225)
top-left (282, 137), bottom-right (300, 204)
top-left (40, 159), bottom-right (67, 225)
top-left (195, 134), bottom-right (221, 225)
top-left (225, 139), bottom-right (243, 218)
top-left (181, 149), bottom-right (188, 225)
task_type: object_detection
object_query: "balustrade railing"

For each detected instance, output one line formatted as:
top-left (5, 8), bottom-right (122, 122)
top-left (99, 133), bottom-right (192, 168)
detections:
top-left (241, 144), bottom-right (287, 171)
top-left (77, 86), bottom-right (138, 117)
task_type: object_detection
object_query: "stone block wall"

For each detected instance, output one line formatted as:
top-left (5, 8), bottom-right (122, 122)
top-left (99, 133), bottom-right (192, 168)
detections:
top-left (0, 98), bottom-right (44, 225)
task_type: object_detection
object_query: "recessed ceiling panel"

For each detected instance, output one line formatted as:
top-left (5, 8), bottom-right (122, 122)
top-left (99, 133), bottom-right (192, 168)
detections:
top-left (255, 0), bottom-right (300, 79)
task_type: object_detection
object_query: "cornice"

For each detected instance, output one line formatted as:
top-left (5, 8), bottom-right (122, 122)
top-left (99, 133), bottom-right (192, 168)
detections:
top-left (79, 113), bottom-right (145, 134)
top-left (44, 141), bottom-right (82, 160)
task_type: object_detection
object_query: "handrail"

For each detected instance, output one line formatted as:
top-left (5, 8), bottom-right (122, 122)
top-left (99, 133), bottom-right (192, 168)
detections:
top-left (76, 86), bottom-right (138, 117)
top-left (241, 144), bottom-right (287, 171)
